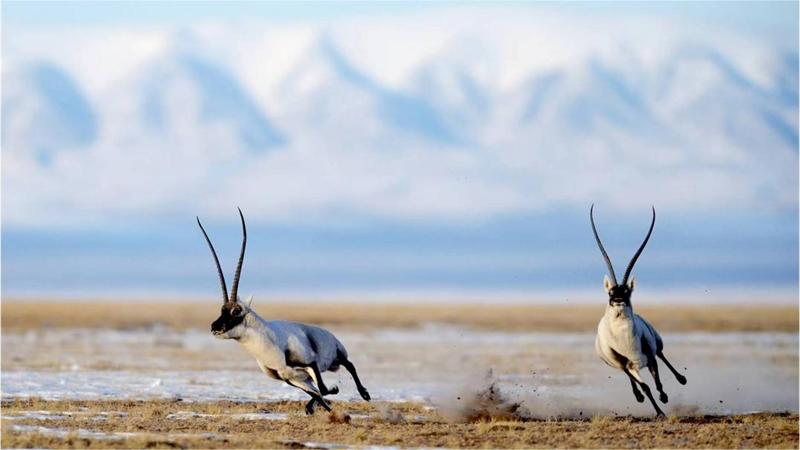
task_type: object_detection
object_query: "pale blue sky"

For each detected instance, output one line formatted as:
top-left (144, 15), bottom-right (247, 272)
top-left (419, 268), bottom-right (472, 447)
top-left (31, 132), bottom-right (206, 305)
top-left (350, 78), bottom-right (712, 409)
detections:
top-left (3, 0), bottom-right (797, 36)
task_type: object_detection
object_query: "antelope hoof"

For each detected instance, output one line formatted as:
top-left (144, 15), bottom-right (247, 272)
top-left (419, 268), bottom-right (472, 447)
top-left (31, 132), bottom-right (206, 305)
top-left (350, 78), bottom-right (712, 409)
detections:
top-left (659, 392), bottom-right (668, 404)
top-left (305, 400), bottom-right (316, 416)
top-left (634, 393), bottom-right (645, 403)
top-left (358, 387), bottom-right (371, 401)
top-left (655, 411), bottom-right (666, 419)
top-left (325, 385), bottom-right (339, 396)
top-left (676, 374), bottom-right (687, 385)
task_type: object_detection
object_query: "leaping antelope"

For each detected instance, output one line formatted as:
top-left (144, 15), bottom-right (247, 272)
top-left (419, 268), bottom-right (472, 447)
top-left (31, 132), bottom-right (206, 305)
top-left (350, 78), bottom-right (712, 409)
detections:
top-left (197, 208), bottom-right (371, 415)
top-left (590, 205), bottom-right (686, 417)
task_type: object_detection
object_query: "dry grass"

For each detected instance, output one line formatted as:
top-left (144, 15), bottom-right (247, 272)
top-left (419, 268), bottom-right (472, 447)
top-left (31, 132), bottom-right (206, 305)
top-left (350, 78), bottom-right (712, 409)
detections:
top-left (1, 398), bottom-right (797, 449)
top-left (2, 300), bottom-right (797, 332)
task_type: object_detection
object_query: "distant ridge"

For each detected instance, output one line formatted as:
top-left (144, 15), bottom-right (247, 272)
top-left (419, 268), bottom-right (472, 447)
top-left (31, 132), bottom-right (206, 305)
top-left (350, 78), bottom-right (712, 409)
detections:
top-left (2, 9), bottom-right (797, 225)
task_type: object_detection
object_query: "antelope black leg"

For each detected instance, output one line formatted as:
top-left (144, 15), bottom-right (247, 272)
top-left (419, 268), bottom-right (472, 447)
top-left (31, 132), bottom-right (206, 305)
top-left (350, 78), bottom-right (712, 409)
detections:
top-left (657, 351), bottom-right (687, 385)
top-left (626, 369), bottom-right (665, 417)
top-left (648, 362), bottom-right (668, 403)
top-left (309, 362), bottom-right (338, 396)
top-left (626, 372), bottom-right (645, 403)
top-left (648, 361), bottom-right (668, 403)
top-left (638, 382), bottom-right (665, 417)
top-left (642, 338), bottom-right (668, 403)
top-left (611, 347), bottom-right (643, 403)
top-left (286, 380), bottom-right (331, 414)
top-left (340, 355), bottom-right (370, 401)
top-left (305, 398), bottom-right (317, 415)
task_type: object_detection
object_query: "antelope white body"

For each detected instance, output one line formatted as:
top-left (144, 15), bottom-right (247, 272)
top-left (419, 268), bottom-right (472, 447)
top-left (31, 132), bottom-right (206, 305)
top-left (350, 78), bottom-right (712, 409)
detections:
top-left (197, 209), bottom-right (370, 415)
top-left (595, 282), bottom-right (661, 379)
top-left (218, 301), bottom-right (345, 385)
top-left (589, 205), bottom-right (687, 416)
top-left (594, 284), bottom-right (662, 381)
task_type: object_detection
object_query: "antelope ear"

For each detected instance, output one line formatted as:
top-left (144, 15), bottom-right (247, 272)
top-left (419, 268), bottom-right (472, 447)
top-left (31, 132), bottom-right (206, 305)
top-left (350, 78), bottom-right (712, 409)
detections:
top-left (628, 277), bottom-right (636, 292)
top-left (603, 275), bottom-right (614, 294)
top-left (243, 295), bottom-right (253, 308)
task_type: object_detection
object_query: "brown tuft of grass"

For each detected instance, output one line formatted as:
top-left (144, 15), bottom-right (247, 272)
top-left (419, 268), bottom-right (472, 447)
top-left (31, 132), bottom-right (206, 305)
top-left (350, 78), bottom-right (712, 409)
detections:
top-left (590, 414), bottom-right (613, 427)
top-left (3, 300), bottom-right (796, 332)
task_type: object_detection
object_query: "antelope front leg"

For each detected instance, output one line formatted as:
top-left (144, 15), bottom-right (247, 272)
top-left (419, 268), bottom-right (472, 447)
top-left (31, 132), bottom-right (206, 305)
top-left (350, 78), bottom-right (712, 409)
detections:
top-left (285, 378), bottom-right (331, 415)
top-left (304, 397), bottom-right (318, 415)
top-left (305, 362), bottom-right (339, 396)
top-left (279, 367), bottom-right (331, 415)
top-left (626, 372), bottom-right (645, 403)
top-left (626, 368), bottom-right (665, 417)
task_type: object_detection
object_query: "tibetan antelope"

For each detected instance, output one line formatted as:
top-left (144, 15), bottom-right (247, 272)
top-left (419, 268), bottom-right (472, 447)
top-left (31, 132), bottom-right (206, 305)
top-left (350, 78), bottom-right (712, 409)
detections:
top-left (590, 205), bottom-right (686, 416)
top-left (197, 208), bottom-right (371, 415)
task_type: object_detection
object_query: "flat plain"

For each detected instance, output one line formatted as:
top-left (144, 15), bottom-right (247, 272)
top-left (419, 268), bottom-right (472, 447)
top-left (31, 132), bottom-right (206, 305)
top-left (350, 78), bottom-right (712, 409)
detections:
top-left (3, 300), bottom-right (797, 332)
top-left (2, 398), bottom-right (797, 449)
top-left (2, 300), bottom-right (798, 449)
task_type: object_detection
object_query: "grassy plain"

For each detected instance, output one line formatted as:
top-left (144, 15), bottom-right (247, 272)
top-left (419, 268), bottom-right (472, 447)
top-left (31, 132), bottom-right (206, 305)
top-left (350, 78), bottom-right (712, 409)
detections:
top-left (2, 398), bottom-right (798, 449)
top-left (3, 301), bottom-right (797, 448)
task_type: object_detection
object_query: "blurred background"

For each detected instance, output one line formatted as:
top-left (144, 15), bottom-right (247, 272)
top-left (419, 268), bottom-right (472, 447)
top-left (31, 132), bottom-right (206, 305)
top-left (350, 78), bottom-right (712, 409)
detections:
top-left (2, 1), bottom-right (798, 302)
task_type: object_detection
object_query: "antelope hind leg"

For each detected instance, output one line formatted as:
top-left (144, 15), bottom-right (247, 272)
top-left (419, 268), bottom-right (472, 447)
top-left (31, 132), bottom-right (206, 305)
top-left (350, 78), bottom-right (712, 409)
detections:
top-left (648, 362), bottom-right (668, 403)
top-left (657, 351), bottom-right (687, 385)
top-left (642, 338), bottom-right (668, 403)
top-left (339, 355), bottom-right (370, 401)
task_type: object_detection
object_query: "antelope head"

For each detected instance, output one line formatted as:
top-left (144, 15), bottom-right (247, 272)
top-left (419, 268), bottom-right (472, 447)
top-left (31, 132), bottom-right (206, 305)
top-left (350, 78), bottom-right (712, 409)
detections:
top-left (590, 205), bottom-right (656, 308)
top-left (197, 207), bottom-right (253, 340)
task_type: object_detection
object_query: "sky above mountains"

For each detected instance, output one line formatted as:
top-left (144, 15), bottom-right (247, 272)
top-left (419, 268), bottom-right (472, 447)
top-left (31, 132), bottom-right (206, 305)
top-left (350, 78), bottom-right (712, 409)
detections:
top-left (2, 3), bottom-right (797, 299)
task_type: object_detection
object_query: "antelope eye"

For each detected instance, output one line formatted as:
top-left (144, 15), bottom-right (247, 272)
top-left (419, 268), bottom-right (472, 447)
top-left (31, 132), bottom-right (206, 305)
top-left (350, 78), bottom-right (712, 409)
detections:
top-left (232, 306), bottom-right (242, 316)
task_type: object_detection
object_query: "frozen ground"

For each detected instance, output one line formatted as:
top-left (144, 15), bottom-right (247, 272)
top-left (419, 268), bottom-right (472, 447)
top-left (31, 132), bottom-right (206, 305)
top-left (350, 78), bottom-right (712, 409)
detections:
top-left (2, 325), bottom-right (797, 416)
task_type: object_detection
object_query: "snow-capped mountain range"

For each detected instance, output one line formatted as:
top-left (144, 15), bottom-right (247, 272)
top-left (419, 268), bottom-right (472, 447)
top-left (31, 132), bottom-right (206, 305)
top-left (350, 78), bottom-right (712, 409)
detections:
top-left (2, 9), bottom-right (797, 227)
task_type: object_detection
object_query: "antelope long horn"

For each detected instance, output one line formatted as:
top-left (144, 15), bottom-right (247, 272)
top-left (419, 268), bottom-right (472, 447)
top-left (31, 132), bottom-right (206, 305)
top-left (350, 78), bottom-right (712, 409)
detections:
top-left (590, 204), bottom-right (618, 286)
top-left (229, 207), bottom-right (247, 303)
top-left (197, 216), bottom-right (229, 304)
top-left (621, 206), bottom-right (656, 286)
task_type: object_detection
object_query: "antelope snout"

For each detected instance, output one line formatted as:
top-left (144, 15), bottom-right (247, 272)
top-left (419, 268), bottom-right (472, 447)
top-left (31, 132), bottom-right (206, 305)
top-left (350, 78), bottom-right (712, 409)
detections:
top-left (211, 320), bottom-right (226, 335)
top-left (609, 298), bottom-right (629, 307)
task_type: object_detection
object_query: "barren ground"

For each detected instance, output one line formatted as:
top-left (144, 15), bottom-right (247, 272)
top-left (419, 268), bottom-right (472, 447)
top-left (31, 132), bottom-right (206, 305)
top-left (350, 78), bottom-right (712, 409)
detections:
top-left (2, 301), bottom-right (798, 448)
top-left (2, 398), bottom-right (798, 449)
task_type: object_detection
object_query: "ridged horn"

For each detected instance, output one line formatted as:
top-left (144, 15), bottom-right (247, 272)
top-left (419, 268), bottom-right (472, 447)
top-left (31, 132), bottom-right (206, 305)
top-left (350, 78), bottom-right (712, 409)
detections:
top-left (229, 207), bottom-right (247, 303)
top-left (197, 216), bottom-right (229, 304)
top-left (590, 204), bottom-right (618, 286)
top-left (621, 206), bottom-right (656, 286)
